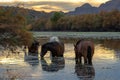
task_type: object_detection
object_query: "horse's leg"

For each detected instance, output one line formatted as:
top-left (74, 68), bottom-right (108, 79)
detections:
top-left (51, 53), bottom-right (56, 57)
top-left (60, 54), bottom-right (63, 57)
top-left (84, 56), bottom-right (87, 64)
top-left (75, 54), bottom-right (78, 64)
top-left (87, 46), bottom-right (92, 65)
top-left (88, 57), bottom-right (92, 65)
top-left (79, 55), bottom-right (82, 64)
top-left (88, 55), bottom-right (92, 65)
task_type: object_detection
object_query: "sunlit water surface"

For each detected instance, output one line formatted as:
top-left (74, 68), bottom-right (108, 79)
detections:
top-left (0, 39), bottom-right (120, 80)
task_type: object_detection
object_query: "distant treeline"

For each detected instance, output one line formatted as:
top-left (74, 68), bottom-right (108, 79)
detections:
top-left (31, 10), bottom-right (120, 32)
top-left (0, 6), bottom-right (120, 32)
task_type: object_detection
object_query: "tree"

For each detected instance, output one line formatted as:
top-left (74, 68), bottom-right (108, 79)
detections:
top-left (51, 12), bottom-right (64, 23)
top-left (0, 24), bottom-right (33, 47)
top-left (50, 12), bottom-right (64, 30)
top-left (0, 7), bottom-right (33, 49)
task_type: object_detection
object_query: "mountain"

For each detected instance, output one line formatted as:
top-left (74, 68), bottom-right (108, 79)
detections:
top-left (99, 0), bottom-right (120, 11)
top-left (68, 3), bottom-right (98, 15)
top-left (1, 0), bottom-right (120, 17)
top-left (68, 0), bottom-right (120, 15)
top-left (0, 6), bottom-right (58, 20)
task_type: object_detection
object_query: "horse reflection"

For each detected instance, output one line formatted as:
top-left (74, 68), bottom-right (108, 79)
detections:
top-left (74, 40), bottom-right (94, 65)
top-left (24, 53), bottom-right (39, 67)
top-left (75, 64), bottom-right (95, 80)
top-left (41, 57), bottom-right (65, 72)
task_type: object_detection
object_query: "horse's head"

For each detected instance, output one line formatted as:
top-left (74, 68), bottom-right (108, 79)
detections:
top-left (74, 44), bottom-right (78, 55)
top-left (74, 40), bottom-right (83, 54)
top-left (28, 40), bottom-right (39, 54)
top-left (40, 44), bottom-right (48, 58)
top-left (34, 40), bottom-right (39, 47)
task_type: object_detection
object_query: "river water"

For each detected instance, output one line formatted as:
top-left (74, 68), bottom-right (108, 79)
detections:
top-left (0, 39), bottom-right (120, 80)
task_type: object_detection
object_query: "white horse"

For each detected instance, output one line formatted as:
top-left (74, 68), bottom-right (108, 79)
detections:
top-left (49, 36), bottom-right (60, 42)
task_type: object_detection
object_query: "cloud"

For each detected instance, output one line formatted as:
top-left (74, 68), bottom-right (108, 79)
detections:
top-left (32, 5), bottom-right (68, 12)
top-left (0, 0), bottom-right (109, 12)
top-left (26, 1), bottom-right (87, 12)
top-left (0, 1), bottom-right (83, 12)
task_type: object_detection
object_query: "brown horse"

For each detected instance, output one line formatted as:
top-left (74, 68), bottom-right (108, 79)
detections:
top-left (40, 42), bottom-right (64, 58)
top-left (74, 40), bottom-right (94, 65)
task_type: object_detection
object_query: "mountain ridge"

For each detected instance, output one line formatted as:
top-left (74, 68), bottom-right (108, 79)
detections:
top-left (67, 0), bottom-right (120, 15)
top-left (1, 0), bottom-right (120, 17)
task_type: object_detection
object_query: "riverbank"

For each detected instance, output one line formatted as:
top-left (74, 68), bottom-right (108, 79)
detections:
top-left (33, 32), bottom-right (120, 39)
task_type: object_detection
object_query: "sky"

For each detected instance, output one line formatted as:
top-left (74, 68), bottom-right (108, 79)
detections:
top-left (0, 0), bottom-right (110, 12)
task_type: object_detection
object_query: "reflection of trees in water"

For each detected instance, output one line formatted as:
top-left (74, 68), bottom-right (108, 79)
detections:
top-left (98, 39), bottom-right (120, 50)
top-left (100, 39), bottom-right (120, 60)
top-left (0, 69), bottom-right (27, 80)
top-left (75, 64), bottom-right (95, 80)
top-left (41, 57), bottom-right (65, 72)
top-left (0, 46), bottom-right (24, 58)
top-left (114, 50), bottom-right (120, 60)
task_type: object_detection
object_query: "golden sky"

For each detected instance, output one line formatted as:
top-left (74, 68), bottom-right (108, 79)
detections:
top-left (0, 0), bottom-right (110, 12)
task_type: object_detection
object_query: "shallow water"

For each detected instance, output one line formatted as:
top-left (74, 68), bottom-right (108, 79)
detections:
top-left (0, 39), bottom-right (120, 80)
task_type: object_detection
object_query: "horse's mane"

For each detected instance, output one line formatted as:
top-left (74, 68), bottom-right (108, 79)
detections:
top-left (49, 36), bottom-right (60, 42)
top-left (76, 39), bottom-right (84, 46)
top-left (43, 42), bottom-right (58, 47)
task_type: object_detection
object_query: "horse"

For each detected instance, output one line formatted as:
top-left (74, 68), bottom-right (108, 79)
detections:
top-left (40, 41), bottom-right (64, 58)
top-left (74, 40), bottom-right (94, 65)
top-left (28, 40), bottom-right (39, 56)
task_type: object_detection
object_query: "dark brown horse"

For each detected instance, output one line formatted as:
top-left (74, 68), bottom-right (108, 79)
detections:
top-left (40, 42), bottom-right (64, 58)
top-left (28, 40), bottom-right (39, 55)
top-left (74, 40), bottom-right (94, 65)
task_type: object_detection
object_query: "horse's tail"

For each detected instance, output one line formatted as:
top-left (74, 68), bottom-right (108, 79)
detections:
top-left (87, 46), bottom-right (92, 65)
top-left (60, 42), bottom-right (64, 57)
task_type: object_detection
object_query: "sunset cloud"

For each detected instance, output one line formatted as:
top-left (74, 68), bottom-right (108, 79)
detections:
top-left (32, 5), bottom-right (68, 12)
top-left (0, 0), bottom-right (109, 3)
top-left (0, 0), bottom-right (110, 12)
top-left (29, 2), bottom-right (83, 12)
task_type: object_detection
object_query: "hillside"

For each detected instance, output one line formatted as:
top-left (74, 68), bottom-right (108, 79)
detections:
top-left (0, 6), bottom-right (56, 20)
top-left (68, 0), bottom-right (120, 15)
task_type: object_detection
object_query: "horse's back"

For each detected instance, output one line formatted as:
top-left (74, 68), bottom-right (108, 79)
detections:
top-left (83, 41), bottom-right (94, 54)
top-left (77, 40), bottom-right (94, 54)
top-left (53, 42), bottom-right (64, 55)
top-left (48, 42), bottom-right (64, 54)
